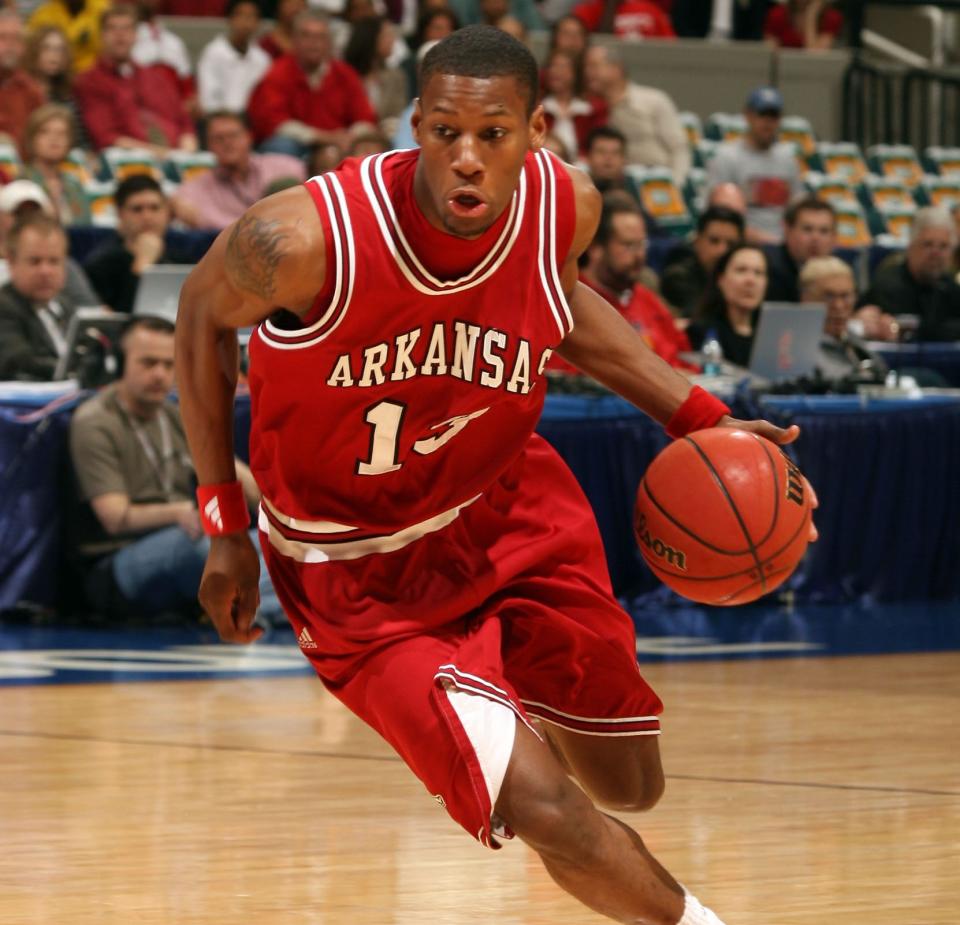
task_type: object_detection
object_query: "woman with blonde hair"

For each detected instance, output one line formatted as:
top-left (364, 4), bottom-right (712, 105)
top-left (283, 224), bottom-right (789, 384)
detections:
top-left (22, 104), bottom-right (92, 226)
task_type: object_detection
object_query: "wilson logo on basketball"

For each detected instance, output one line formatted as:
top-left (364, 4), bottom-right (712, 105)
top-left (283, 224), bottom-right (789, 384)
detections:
top-left (784, 457), bottom-right (804, 506)
top-left (635, 513), bottom-right (687, 571)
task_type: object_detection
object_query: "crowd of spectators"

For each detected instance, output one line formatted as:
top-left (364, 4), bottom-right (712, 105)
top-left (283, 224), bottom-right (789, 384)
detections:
top-left (9, 0), bottom-right (960, 625)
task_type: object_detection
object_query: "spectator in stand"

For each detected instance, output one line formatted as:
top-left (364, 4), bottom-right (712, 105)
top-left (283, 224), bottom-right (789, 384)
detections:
top-left (706, 181), bottom-right (747, 218)
top-left (541, 49), bottom-right (607, 161)
top-left (660, 205), bottom-right (744, 318)
top-left (248, 10), bottom-right (377, 158)
top-left (412, 8), bottom-right (458, 52)
top-left (68, 315), bottom-right (282, 624)
top-left (858, 207), bottom-right (960, 342)
top-left (583, 126), bottom-right (640, 202)
top-left (448, 0), bottom-right (543, 33)
top-left (344, 15), bottom-right (409, 138)
top-left (197, 0), bottom-right (271, 116)
top-left (28, 0), bottom-right (109, 73)
top-left (173, 111), bottom-right (304, 230)
top-left (671, 0), bottom-right (768, 40)
top-left (347, 127), bottom-right (391, 158)
top-left (259, 0), bottom-right (306, 59)
top-left (542, 131), bottom-right (572, 163)
top-left (764, 0), bottom-right (843, 51)
top-left (687, 244), bottom-right (768, 368)
top-left (0, 179), bottom-right (99, 303)
top-left (494, 13), bottom-right (526, 41)
top-left (582, 43), bottom-right (689, 185)
top-left (549, 14), bottom-right (589, 63)
top-left (24, 24), bottom-right (74, 104)
top-left (22, 104), bottom-right (92, 226)
top-left (159, 0), bottom-right (227, 13)
top-left (765, 196), bottom-right (836, 302)
top-left (799, 255), bottom-right (888, 382)
top-left (83, 174), bottom-right (192, 314)
top-left (74, 4), bottom-right (197, 155)
top-left (551, 193), bottom-right (693, 374)
top-left (131, 0), bottom-right (194, 109)
top-left (0, 213), bottom-right (77, 381)
top-left (573, 0), bottom-right (675, 39)
top-left (0, 9), bottom-right (45, 157)
top-left (707, 86), bottom-right (803, 244)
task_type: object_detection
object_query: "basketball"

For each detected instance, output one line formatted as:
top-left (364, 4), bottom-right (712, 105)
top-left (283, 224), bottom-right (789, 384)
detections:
top-left (634, 428), bottom-right (814, 606)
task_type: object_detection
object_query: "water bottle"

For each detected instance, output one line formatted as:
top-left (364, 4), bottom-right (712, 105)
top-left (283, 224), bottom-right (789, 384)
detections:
top-left (702, 329), bottom-right (723, 376)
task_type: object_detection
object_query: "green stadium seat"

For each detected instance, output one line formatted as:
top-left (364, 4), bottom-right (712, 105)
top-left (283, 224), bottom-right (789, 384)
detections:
top-left (625, 165), bottom-right (693, 236)
top-left (99, 146), bottom-right (163, 182)
top-left (704, 112), bottom-right (746, 143)
top-left (779, 115), bottom-right (816, 158)
top-left (0, 142), bottom-right (22, 181)
top-left (164, 150), bottom-right (216, 184)
top-left (805, 171), bottom-right (860, 208)
top-left (832, 201), bottom-right (873, 248)
top-left (918, 174), bottom-right (960, 210)
top-left (84, 179), bottom-right (117, 227)
top-left (922, 146), bottom-right (960, 178)
top-left (678, 111), bottom-right (703, 149)
top-left (861, 174), bottom-right (917, 212)
top-left (694, 139), bottom-right (720, 169)
top-left (683, 167), bottom-right (707, 215)
top-left (812, 142), bottom-right (869, 184)
top-left (867, 144), bottom-right (924, 188)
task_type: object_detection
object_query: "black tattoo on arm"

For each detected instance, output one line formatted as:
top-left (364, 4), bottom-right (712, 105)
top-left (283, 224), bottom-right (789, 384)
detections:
top-left (225, 214), bottom-right (289, 301)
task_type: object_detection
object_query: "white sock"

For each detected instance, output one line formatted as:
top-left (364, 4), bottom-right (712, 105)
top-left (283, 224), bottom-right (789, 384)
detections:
top-left (677, 889), bottom-right (728, 925)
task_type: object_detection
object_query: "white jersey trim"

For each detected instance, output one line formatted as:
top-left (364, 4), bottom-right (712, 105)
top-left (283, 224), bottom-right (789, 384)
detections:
top-left (259, 492), bottom-right (482, 562)
top-left (534, 150), bottom-right (573, 339)
top-left (360, 151), bottom-right (527, 296)
top-left (258, 173), bottom-right (356, 350)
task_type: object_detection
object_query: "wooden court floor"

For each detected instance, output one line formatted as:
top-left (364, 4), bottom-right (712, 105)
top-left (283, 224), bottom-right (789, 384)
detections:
top-left (1, 651), bottom-right (957, 925)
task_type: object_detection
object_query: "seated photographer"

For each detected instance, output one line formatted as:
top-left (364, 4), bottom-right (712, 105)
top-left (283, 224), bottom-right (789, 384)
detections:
top-left (0, 213), bottom-right (76, 381)
top-left (69, 316), bottom-right (282, 623)
top-left (798, 256), bottom-right (887, 384)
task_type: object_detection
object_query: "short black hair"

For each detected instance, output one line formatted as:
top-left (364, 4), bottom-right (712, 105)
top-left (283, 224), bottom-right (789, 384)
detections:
top-left (419, 25), bottom-right (539, 115)
top-left (784, 195), bottom-right (836, 228)
top-left (595, 191), bottom-right (642, 246)
top-left (585, 125), bottom-right (627, 154)
top-left (697, 205), bottom-right (745, 236)
top-left (115, 174), bottom-right (164, 209)
top-left (226, 0), bottom-right (259, 15)
top-left (119, 315), bottom-right (175, 352)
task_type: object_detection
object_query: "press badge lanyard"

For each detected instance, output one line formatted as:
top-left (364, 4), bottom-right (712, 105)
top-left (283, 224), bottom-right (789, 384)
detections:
top-left (130, 410), bottom-right (175, 498)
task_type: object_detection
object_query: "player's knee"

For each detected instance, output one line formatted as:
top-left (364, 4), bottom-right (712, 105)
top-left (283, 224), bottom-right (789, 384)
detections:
top-left (587, 764), bottom-right (665, 813)
top-left (501, 774), bottom-right (604, 863)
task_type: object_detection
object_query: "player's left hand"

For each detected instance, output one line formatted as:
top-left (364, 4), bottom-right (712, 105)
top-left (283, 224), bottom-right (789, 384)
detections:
top-left (717, 415), bottom-right (819, 542)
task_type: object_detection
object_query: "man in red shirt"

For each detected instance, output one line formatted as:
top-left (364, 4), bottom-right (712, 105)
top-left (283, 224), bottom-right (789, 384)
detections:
top-left (0, 10), bottom-right (45, 157)
top-left (572, 0), bottom-right (675, 39)
top-left (550, 192), bottom-right (694, 375)
top-left (74, 3), bottom-right (197, 154)
top-left (247, 10), bottom-right (377, 159)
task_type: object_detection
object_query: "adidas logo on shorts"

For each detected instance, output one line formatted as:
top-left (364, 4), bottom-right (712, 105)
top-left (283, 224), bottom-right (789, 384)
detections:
top-left (298, 627), bottom-right (318, 650)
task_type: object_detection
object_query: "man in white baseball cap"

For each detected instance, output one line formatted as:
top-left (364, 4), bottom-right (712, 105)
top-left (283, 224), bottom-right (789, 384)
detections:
top-left (0, 179), bottom-right (100, 305)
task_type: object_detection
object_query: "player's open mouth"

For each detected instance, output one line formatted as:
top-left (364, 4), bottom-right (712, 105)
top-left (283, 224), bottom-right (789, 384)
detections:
top-left (448, 192), bottom-right (489, 218)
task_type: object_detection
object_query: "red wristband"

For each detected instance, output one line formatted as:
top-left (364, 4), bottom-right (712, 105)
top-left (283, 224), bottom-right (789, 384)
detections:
top-left (665, 386), bottom-right (731, 440)
top-left (196, 480), bottom-right (250, 536)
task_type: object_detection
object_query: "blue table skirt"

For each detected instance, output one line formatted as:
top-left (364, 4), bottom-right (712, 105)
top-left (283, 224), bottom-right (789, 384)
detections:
top-left (3, 390), bottom-right (960, 611)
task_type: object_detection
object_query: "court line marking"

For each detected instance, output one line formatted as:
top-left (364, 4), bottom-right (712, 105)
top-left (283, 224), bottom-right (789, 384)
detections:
top-left (1, 728), bottom-right (957, 798)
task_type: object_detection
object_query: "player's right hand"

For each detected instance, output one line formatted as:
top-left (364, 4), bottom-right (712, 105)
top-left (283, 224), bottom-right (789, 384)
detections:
top-left (199, 532), bottom-right (263, 645)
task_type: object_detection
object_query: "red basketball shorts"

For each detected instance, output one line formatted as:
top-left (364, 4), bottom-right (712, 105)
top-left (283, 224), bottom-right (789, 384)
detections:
top-left (261, 434), bottom-right (663, 848)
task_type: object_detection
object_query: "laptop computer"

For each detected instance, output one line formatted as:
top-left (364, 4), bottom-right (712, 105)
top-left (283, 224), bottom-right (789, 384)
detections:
top-left (749, 302), bottom-right (827, 383)
top-left (132, 264), bottom-right (193, 323)
top-left (53, 307), bottom-right (130, 381)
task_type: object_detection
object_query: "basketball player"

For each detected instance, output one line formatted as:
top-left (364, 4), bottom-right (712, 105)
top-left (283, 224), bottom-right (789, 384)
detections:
top-left (176, 27), bottom-right (814, 925)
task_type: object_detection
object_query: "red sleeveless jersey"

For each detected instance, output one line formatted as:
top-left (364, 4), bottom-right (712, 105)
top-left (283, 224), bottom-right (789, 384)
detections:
top-left (246, 148), bottom-right (576, 556)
